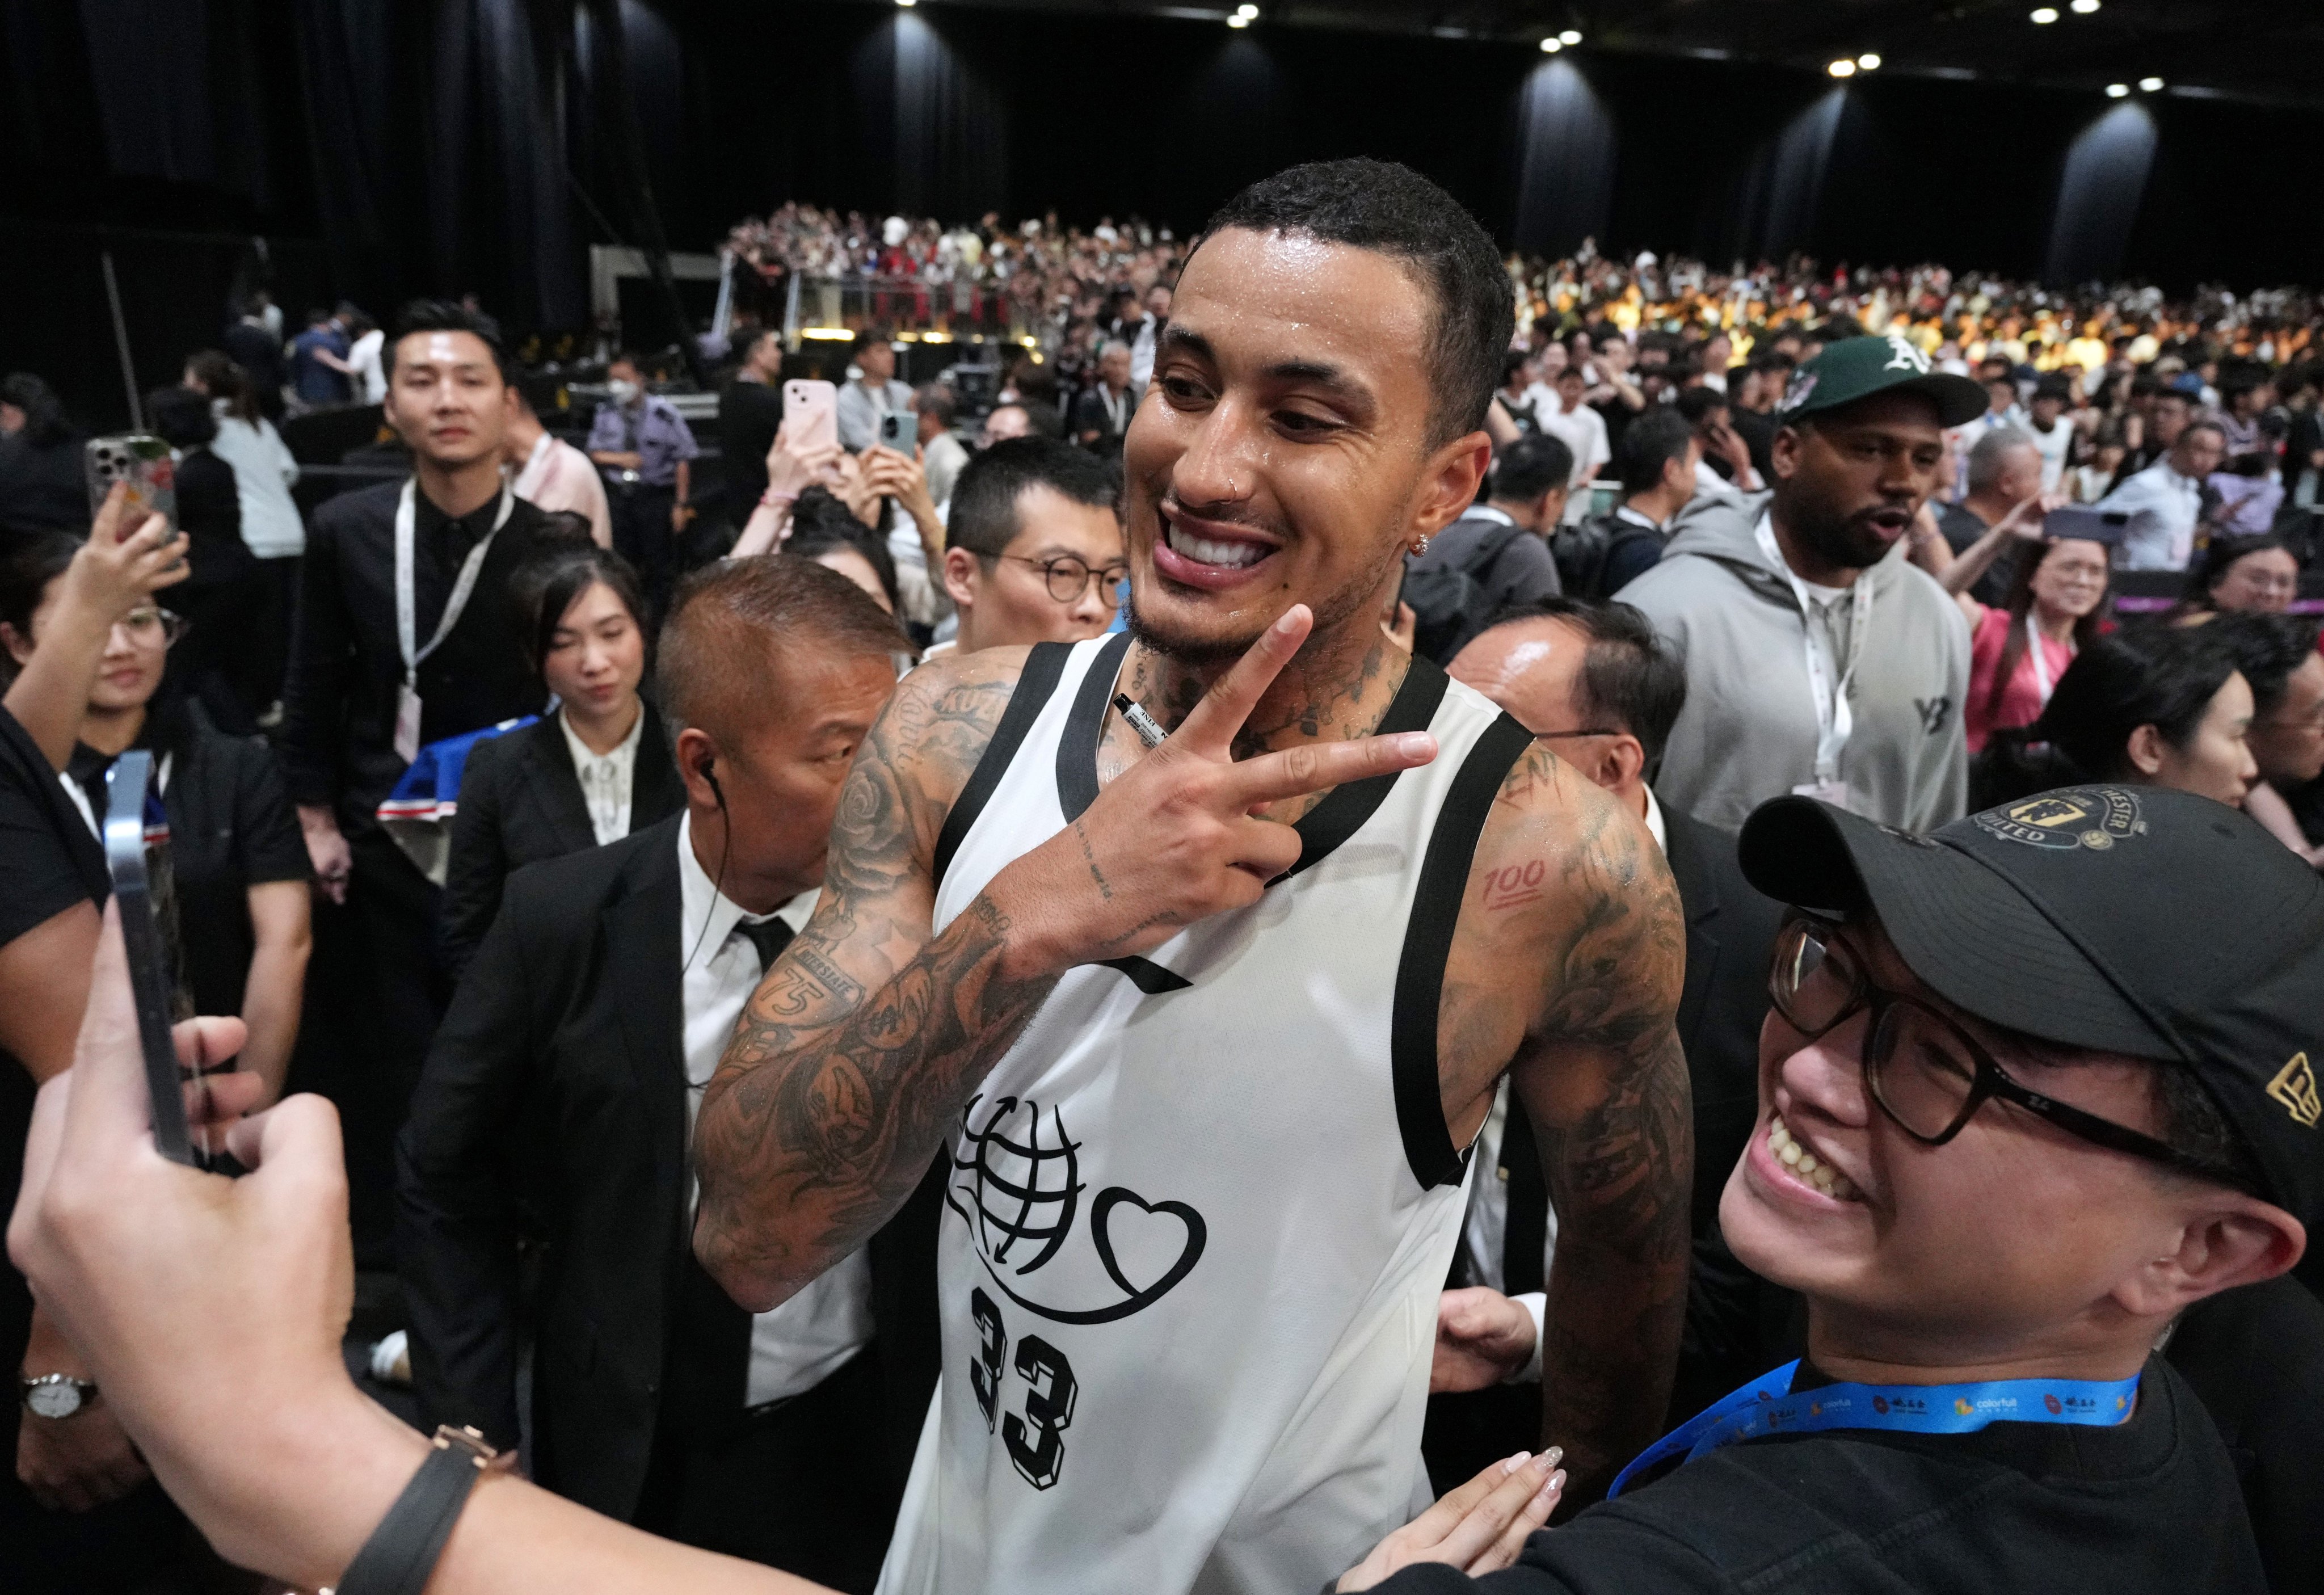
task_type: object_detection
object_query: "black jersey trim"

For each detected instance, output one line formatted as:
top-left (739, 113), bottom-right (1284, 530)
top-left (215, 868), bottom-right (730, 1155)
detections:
top-left (932, 641), bottom-right (1073, 892)
top-left (1094, 955), bottom-right (1195, 993)
top-left (1390, 712), bottom-right (1537, 1190)
top-left (1279, 653), bottom-right (1449, 881)
top-left (1056, 631), bottom-right (1134, 821)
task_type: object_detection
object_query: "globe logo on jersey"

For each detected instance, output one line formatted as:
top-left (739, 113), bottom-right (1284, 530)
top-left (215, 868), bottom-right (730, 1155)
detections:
top-left (949, 1095), bottom-right (1208, 1325)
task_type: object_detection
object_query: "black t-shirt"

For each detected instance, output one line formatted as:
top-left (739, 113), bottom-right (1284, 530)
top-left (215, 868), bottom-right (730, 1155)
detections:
top-left (1936, 502), bottom-right (2014, 608)
top-left (1375, 1358), bottom-right (2261, 1595)
top-left (718, 375), bottom-right (785, 519)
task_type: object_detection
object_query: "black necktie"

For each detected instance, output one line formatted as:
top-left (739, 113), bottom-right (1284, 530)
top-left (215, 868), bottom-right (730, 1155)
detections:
top-left (735, 915), bottom-right (792, 974)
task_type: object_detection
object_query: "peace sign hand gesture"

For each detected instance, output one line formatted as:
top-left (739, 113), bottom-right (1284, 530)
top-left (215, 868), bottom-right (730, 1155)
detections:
top-left (986, 606), bottom-right (1437, 979)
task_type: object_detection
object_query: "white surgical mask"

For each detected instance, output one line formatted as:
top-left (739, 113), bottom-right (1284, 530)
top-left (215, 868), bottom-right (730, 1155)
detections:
top-left (608, 378), bottom-right (641, 405)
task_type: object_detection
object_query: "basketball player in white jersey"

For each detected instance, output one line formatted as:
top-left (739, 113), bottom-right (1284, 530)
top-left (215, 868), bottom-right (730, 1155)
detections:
top-left (694, 160), bottom-right (1691, 1595)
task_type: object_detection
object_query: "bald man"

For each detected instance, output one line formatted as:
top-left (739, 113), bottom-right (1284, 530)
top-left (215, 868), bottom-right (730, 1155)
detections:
top-left (1424, 600), bottom-right (1789, 1488)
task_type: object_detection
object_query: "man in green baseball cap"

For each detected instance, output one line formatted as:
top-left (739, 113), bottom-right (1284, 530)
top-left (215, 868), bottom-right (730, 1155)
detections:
top-left (1615, 334), bottom-right (1992, 833)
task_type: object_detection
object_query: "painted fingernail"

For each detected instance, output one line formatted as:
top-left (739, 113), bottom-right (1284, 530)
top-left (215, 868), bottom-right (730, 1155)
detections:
top-left (1502, 1450), bottom-right (1531, 1474)
top-left (1544, 1446), bottom-right (1563, 1469)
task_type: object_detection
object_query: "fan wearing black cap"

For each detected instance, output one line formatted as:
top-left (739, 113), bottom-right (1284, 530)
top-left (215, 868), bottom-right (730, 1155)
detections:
top-left (1616, 335), bottom-right (1992, 834)
top-left (1348, 784), bottom-right (2318, 1595)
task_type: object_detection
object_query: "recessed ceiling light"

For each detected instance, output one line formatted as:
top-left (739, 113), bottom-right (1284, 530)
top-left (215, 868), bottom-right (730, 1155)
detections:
top-left (1559, 29), bottom-right (1582, 44)
top-left (1540, 36), bottom-right (1561, 52)
top-left (2138, 75), bottom-right (2164, 91)
top-left (1828, 58), bottom-right (1856, 77)
top-left (2031, 6), bottom-right (2058, 20)
top-left (2106, 82), bottom-right (2129, 97)
top-left (1235, 2), bottom-right (1258, 14)
top-left (1227, 12), bottom-right (1248, 24)
top-left (2070, 0), bottom-right (2100, 11)
top-left (1856, 52), bottom-right (1882, 70)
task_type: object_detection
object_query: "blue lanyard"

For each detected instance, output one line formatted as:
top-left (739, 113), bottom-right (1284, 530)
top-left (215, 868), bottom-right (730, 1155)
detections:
top-left (1607, 1361), bottom-right (2141, 1499)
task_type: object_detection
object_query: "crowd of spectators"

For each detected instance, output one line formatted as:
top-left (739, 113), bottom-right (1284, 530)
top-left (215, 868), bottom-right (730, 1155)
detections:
top-left (2, 166), bottom-right (2323, 1595)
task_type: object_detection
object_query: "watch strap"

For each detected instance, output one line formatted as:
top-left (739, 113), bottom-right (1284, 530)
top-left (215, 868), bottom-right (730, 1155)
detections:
top-left (331, 1425), bottom-right (494, 1595)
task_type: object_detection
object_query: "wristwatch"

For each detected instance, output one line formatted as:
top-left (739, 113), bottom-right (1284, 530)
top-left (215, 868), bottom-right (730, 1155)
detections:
top-left (21, 1373), bottom-right (99, 1420)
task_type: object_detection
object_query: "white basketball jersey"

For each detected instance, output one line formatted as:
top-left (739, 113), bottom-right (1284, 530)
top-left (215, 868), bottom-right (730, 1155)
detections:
top-left (877, 633), bottom-right (1535, 1595)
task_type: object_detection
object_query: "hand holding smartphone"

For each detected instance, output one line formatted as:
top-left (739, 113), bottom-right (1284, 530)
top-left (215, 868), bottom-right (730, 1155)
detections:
top-left (103, 751), bottom-right (201, 1167)
top-left (85, 434), bottom-right (177, 534)
top-left (783, 380), bottom-right (840, 454)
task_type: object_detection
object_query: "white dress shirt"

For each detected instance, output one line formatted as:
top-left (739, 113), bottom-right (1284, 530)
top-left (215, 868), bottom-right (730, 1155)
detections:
top-left (558, 705), bottom-right (645, 847)
top-left (2097, 459), bottom-right (2204, 571)
top-left (1464, 788), bottom-right (1665, 1383)
top-left (676, 815), bottom-right (873, 1407)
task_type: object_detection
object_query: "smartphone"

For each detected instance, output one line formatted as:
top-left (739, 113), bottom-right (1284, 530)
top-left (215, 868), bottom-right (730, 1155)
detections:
top-left (2041, 505), bottom-right (2132, 547)
top-left (784, 380), bottom-right (839, 453)
top-left (85, 434), bottom-right (177, 529)
top-left (878, 409), bottom-right (916, 451)
top-left (104, 751), bottom-right (197, 1167)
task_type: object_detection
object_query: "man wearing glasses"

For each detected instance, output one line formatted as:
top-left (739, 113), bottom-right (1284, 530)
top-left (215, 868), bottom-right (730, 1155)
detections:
top-left (936, 436), bottom-right (1127, 657)
top-left (1358, 784), bottom-right (2318, 1595)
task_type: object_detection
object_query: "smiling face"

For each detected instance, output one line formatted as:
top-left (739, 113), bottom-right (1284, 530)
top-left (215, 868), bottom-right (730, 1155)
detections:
top-left (1123, 226), bottom-right (1487, 666)
top-left (2210, 546), bottom-right (2299, 613)
top-left (2027, 537), bottom-right (2110, 622)
top-left (1723, 918), bottom-right (2213, 1365)
top-left (1771, 392), bottom-right (1947, 571)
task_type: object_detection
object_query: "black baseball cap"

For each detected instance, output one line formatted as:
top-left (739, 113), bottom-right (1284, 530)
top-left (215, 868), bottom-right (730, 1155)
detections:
top-left (1774, 334), bottom-right (1990, 428)
top-left (1738, 787), bottom-right (2324, 1227)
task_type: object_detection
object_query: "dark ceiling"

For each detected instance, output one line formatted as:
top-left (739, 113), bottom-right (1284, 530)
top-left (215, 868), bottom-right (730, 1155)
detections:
top-left (864, 1), bottom-right (2323, 109)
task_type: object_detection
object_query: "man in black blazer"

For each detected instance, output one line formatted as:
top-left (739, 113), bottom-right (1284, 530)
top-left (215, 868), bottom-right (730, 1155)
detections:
top-left (1422, 599), bottom-right (1791, 1490)
top-left (397, 557), bottom-right (936, 1592)
top-left (439, 696), bottom-right (685, 978)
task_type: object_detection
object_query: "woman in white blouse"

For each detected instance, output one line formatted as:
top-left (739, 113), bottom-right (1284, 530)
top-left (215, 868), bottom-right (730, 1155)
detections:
top-left (184, 351), bottom-right (305, 717)
top-left (441, 541), bottom-right (683, 977)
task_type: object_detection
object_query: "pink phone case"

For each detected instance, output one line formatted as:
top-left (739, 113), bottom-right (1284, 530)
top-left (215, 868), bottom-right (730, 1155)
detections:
top-left (784, 380), bottom-right (839, 453)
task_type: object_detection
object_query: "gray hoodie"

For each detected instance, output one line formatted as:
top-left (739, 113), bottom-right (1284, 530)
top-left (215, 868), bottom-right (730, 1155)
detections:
top-left (1614, 490), bottom-right (1969, 834)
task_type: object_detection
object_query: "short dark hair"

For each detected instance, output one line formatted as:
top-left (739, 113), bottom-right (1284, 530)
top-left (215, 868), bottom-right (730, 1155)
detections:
top-left (2032, 624), bottom-right (2244, 781)
top-left (1475, 597), bottom-right (1687, 765)
top-left (2207, 611), bottom-right (2322, 721)
top-left (1489, 433), bottom-right (1572, 504)
top-left (1197, 158), bottom-right (1513, 448)
top-left (1615, 406), bottom-right (1698, 496)
top-left (1672, 387), bottom-right (1728, 428)
top-left (0, 372), bottom-right (71, 446)
top-left (2187, 533), bottom-right (2294, 611)
top-left (510, 540), bottom-right (647, 678)
top-left (0, 531), bottom-right (81, 671)
top-left (853, 326), bottom-right (896, 358)
top-left (186, 350), bottom-right (260, 424)
top-left (655, 551), bottom-right (911, 751)
top-left (385, 300), bottom-right (513, 385)
top-left (948, 436), bottom-right (1120, 560)
top-left (145, 386), bottom-right (216, 450)
top-left (1553, 363), bottom-right (1588, 384)
top-left (785, 488), bottom-right (903, 615)
top-left (915, 381), bottom-right (957, 427)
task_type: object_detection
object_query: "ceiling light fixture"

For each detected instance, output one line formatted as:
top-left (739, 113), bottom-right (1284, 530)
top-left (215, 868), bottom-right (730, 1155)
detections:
top-left (1235, 2), bottom-right (1258, 14)
top-left (2106, 82), bottom-right (2129, 97)
top-left (1226, 12), bottom-right (1248, 24)
top-left (1828, 58), bottom-right (1856, 77)
top-left (2138, 75), bottom-right (2164, 91)
top-left (1540, 36), bottom-right (1561, 52)
top-left (2030, 6), bottom-right (2058, 21)
top-left (2070, 0), bottom-right (2100, 11)
top-left (1856, 52), bottom-right (1881, 70)
top-left (1559, 29), bottom-right (1582, 45)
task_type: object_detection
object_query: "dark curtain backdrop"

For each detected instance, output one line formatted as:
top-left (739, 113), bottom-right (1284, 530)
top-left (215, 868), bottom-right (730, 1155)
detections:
top-left (7, 0), bottom-right (2324, 430)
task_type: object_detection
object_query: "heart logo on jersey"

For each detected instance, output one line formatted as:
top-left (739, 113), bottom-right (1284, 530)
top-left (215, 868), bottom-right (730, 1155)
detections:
top-left (1089, 1188), bottom-right (1207, 1310)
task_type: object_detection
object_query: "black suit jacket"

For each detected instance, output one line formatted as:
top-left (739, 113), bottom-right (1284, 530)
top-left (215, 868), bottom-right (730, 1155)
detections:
top-left (397, 817), bottom-right (942, 1521)
top-left (440, 705), bottom-right (685, 979)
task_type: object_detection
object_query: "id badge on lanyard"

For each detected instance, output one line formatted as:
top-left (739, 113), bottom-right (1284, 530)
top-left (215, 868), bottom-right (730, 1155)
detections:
top-left (1756, 515), bottom-right (1872, 812)
top-left (394, 477), bottom-right (515, 763)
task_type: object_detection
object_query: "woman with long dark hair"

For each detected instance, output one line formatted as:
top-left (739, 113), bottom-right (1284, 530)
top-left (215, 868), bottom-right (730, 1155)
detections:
top-left (440, 539), bottom-right (683, 977)
top-left (1973, 623), bottom-right (2259, 811)
top-left (1955, 533), bottom-right (2113, 752)
top-left (183, 350), bottom-right (304, 714)
top-left (0, 372), bottom-right (87, 538)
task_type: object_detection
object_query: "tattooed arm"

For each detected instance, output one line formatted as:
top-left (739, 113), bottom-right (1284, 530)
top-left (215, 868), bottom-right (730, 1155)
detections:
top-left (1439, 746), bottom-right (1691, 1512)
top-left (693, 649), bottom-right (1051, 1311)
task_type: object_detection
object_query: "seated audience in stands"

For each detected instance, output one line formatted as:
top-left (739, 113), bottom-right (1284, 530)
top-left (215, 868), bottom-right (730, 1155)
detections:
top-left (1556, 408), bottom-right (1698, 601)
top-left (1976, 624), bottom-right (2256, 811)
top-left (1432, 600), bottom-right (1786, 1482)
top-left (2205, 612), bottom-right (2324, 866)
top-left (0, 373), bottom-right (87, 541)
top-left (1929, 495), bottom-right (2112, 752)
top-left (2172, 532), bottom-right (2302, 620)
top-left (440, 542), bottom-right (681, 977)
top-left (0, 486), bottom-right (196, 1590)
top-left (182, 350), bottom-right (304, 719)
top-left (401, 558), bottom-right (933, 1591)
top-left (2, 528), bottom-right (309, 1102)
top-left (936, 436), bottom-right (1124, 655)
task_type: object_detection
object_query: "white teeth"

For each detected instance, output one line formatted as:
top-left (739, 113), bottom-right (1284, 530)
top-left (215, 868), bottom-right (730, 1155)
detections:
top-left (1767, 1114), bottom-right (1860, 1202)
top-left (1167, 524), bottom-right (1266, 569)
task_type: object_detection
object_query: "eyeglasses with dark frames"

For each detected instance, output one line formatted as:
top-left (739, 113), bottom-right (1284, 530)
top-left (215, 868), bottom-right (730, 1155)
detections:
top-left (1766, 913), bottom-right (2243, 1188)
top-left (999, 554), bottom-right (1130, 608)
